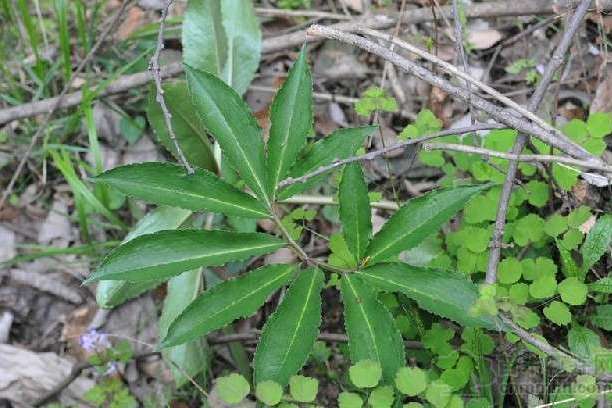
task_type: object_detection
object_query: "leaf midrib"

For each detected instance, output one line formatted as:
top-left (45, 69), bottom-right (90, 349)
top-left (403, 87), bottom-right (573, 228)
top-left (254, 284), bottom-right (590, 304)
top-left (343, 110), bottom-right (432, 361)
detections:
top-left (270, 65), bottom-right (304, 191)
top-left (344, 276), bottom-right (381, 363)
top-left (276, 271), bottom-right (318, 376)
top-left (359, 270), bottom-right (475, 322)
top-left (193, 76), bottom-right (271, 208)
top-left (108, 176), bottom-right (266, 217)
top-left (175, 268), bottom-right (291, 344)
top-left (367, 201), bottom-right (453, 262)
top-left (103, 240), bottom-right (282, 278)
top-left (345, 185), bottom-right (366, 260)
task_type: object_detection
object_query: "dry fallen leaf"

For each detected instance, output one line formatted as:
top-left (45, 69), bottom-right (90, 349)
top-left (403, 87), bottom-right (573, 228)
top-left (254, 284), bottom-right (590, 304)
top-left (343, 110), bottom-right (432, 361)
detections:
top-left (116, 6), bottom-right (145, 40)
top-left (468, 29), bottom-right (503, 50)
top-left (62, 305), bottom-right (97, 361)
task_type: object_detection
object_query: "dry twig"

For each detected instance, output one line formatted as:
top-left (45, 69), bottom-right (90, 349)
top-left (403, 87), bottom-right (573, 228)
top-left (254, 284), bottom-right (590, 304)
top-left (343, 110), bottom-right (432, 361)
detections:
top-left (359, 28), bottom-right (570, 145)
top-left (279, 124), bottom-right (503, 188)
top-left (452, 0), bottom-right (473, 123)
top-left (2, 1), bottom-right (610, 126)
top-left (149, 0), bottom-right (193, 174)
top-left (306, 24), bottom-right (597, 162)
top-left (485, 0), bottom-right (594, 284)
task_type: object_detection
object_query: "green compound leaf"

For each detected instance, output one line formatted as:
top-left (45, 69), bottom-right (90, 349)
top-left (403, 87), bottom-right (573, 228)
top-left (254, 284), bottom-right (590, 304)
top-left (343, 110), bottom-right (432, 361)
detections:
top-left (161, 264), bottom-right (294, 347)
top-left (254, 268), bottom-right (324, 386)
top-left (558, 277), bottom-right (588, 305)
top-left (289, 375), bottom-right (318, 403)
top-left (425, 380), bottom-right (453, 408)
top-left (159, 269), bottom-right (208, 387)
top-left (464, 193), bottom-right (498, 224)
top-left (559, 229), bottom-right (584, 251)
top-left (360, 263), bottom-right (500, 329)
top-left (340, 274), bottom-right (405, 383)
top-left (581, 214), bottom-right (612, 276)
top-left (552, 163), bottom-right (579, 191)
top-left (338, 392), bottom-right (363, 408)
top-left (255, 380), bottom-right (283, 406)
top-left (459, 226), bottom-right (491, 254)
top-left (508, 283), bottom-right (529, 305)
top-left (587, 112), bottom-right (612, 138)
top-left (563, 118), bottom-right (589, 142)
top-left (512, 214), bottom-right (545, 246)
top-left (395, 366), bottom-right (428, 396)
top-left (339, 163), bottom-right (372, 261)
top-left (521, 257), bottom-right (557, 281)
top-left (368, 386), bottom-right (395, 408)
top-left (498, 257), bottom-right (522, 285)
top-left (543, 301), bottom-right (572, 326)
top-left (146, 82), bottom-right (214, 170)
top-left (267, 47), bottom-right (313, 194)
top-left (355, 86), bottom-right (398, 117)
top-left (524, 180), bottom-right (549, 208)
top-left (349, 360), bottom-right (382, 388)
top-left (544, 214), bottom-right (568, 238)
top-left (440, 356), bottom-right (473, 391)
top-left (87, 230), bottom-right (284, 283)
top-left (96, 206), bottom-right (192, 309)
top-left (365, 184), bottom-right (489, 264)
top-left (529, 273), bottom-right (557, 299)
top-left (568, 206), bottom-right (591, 228)
top-left (186, 66), bottom-right (271, 206)
top-left (279, 126), bottom-right (376, 199)
top-left (95, 163), bottom-right (270, 219)
top-left (217, 373), bottom-right (250, 405)
top-left (510, 305), bottom-right (541, 329)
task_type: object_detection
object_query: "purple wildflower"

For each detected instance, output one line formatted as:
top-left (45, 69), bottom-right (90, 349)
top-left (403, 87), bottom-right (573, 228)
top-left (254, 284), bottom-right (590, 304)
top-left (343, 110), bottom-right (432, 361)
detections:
top-left (104, 361), bottom-right (119, 376)
top-left (79, 329), bottom-right (111, 353)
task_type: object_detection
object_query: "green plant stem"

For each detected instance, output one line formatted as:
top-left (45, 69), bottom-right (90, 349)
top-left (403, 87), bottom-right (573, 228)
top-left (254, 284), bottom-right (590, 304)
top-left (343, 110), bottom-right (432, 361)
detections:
top-left (271, 211), bottom-right (347, 274)
top-left (281, 194), bottom-right (399, 210)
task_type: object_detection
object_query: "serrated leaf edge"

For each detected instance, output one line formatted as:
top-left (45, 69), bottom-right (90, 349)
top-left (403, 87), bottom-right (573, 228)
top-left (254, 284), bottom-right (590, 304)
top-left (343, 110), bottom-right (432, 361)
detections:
top-left (96, 162), bottom-right (269, 218)
top-left (87, 230), bottom-right (284, 282)
top-left (162, 264), bottom-right (295, 347)
top-left (366, 185), bottom-right (488, 263)
top-left (358, 267), bottom-right (500, 330)
top-left (186, 66), bottom-right (272, 208)
top-left (267, 48), bottom-right (313, 194)
top-left (254, 268), bottom-right (323, 385)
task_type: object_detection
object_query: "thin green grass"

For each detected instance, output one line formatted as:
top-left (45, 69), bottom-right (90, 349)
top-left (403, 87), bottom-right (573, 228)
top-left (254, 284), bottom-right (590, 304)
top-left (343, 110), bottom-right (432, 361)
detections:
top-left (54, 0), bottom-right (71, 82)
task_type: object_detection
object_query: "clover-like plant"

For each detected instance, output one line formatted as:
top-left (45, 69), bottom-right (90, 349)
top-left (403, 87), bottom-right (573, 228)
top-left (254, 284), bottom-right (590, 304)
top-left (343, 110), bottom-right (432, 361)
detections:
top-left (86, 49), bottom-right (499, 390)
